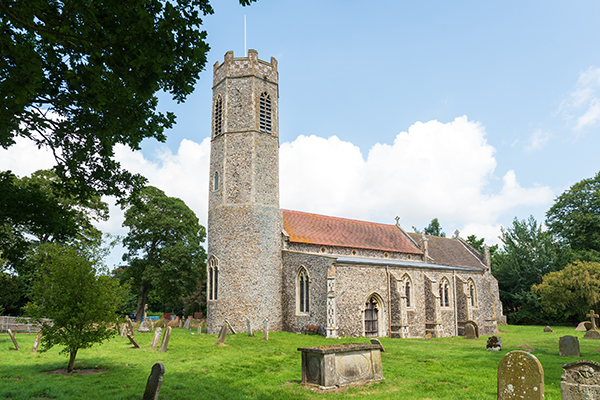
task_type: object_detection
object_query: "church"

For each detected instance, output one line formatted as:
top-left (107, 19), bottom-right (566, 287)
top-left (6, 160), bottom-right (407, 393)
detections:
top-left (206, 50), bottom-right (504, 338)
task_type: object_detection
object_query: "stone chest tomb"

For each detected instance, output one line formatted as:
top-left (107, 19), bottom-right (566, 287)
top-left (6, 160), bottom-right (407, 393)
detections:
top-left (297, 343), bottom-right (383, 389)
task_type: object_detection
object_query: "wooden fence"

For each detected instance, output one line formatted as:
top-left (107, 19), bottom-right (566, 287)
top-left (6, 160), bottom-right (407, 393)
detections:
top-left (0, 316), bottom-right (52, 333)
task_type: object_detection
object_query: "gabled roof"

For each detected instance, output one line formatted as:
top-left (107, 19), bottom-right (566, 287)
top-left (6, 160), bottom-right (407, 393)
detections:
top-left (406, 233), bottom-right (487, 270)
top-left (282, 210), bottom-right (423, 254)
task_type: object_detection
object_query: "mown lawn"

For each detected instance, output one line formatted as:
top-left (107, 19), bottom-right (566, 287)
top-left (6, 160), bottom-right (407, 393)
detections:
top-left (1, 325), bottom-right (599, 399)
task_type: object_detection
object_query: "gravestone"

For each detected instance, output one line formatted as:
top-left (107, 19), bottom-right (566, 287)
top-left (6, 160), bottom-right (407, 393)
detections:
top-left (246, 318), bottom-right (254, 337)
top-left (150, 320), bottom-right (154, 330)
top-left (464, 320), bottom-right (479, 339)
top-left (225, 319), bottom-right (236, 334)
top-left (543, 326), bottom-right (554, 333)
top-left (121, 323), bottom-right (128, 338)
top-left (159, 326), bottom-right (171, 352)
top-left (177, 317), bottom-right (182, 328)
top-left (559, 336), bottom-right (580, 357)
top-left (487, 335), bottom-right (502, 351)
top-left (142, 363), bottom-right (165, 400)
top-left (584, 330), bottom-right (600, 340)
top-left (32, 332), bottom-right (42, 353)
top-left (197, 326), bottom-right (202, 335)
top-left (370, 338), bottom-right (386, 352)
top-left (575, 321), bottom-right (591, 331)
top-left (183, 318), bottom-right (191, 330)
top-left (151, 327), bottom-right (162, 348)
top-left (138, 304), bottom-right (151, 333)
top-left (561, 360), bottom-right (600, 399)
top-left (7, 329), bottom-right (19, 350)
top-left (127, 320), bottom-right (135, 336)
top-left (216, 324), bottom-right (228, 345)
top-left (588, 310), bottom-right (599, 330)
top-left (127, 334), bottom-right (141, 348)
top-left (497, 350), bottom-right (544, 400)
top-left (262, 318), bottom-right (269, 341)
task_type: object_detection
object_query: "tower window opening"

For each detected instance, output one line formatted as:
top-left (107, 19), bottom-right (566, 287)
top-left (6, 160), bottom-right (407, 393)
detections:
top-left (208, 256), bottom-right (218, 300)
top-left (297, 267), bottom-right (310, 314)
top-left (260, 92), bottom-right (272, 133)
top-left (214, 96), bottom-right (223, 136)
top-left (214, 172), bottom-right (219, 191)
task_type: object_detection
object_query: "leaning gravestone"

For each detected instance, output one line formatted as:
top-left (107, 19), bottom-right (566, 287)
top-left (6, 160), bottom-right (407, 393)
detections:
top-left (575, 321), bottom-right (590, 331)
top-left (543, 326), bottom-right (554, 333)
top-left (464, 320), bottom-right (479, 339)
top-left (127, 334), bottom-right (141, 349)
top-left (216, 324), bottom-right (228, 346)
top-left (159, 326), bottom-right (171, 352)
top-left (561, 360), bottom-right (600, 399)
top-left (559, 336), bottom-right (580, 357)
top-left (7, 329), bottom-right (19, 350)
top-left (151, 327), bottom-right (162, 348)
top-left (225, 319), bottom-right (236, 334)
top-left (142, 363), bottom-right (165, 400)
top-left (246, 318), bottom-right (254, 337)
top-left (127, 320), bottom-right (135, 336)
top-left (32, 332), bottom-right (42, 353)
top-left (262, 318), bottom-right (269, 341)
top-left (487, 335), bottom-right (502, 351)
top-left (497, 350), bottom-right (544, 400)
top-left (121, 323), bottom-right (128, 338)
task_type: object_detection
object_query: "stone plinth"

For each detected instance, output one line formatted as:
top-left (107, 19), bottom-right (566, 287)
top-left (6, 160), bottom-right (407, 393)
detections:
top-left (561, 360), bottom-right (600, 399)
top-left (297, 343), bottom-right (383, 389)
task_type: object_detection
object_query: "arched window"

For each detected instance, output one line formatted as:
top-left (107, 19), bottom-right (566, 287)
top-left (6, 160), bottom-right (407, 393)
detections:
top-left (402, 274), bottom-right (412, 308)
top-left (208, 256), bottom-right (218, 300)
top-left (214, 95), bottom-right (223, 137)
top-left (259, 92), bottom-right (272, 133)
top-left (297, 267), bottom-right (309, 314)
top-left (468, 278), bottom-right (477, 307)
top-left (214, 171), bottom-right (219, 191)
top-left (439, 278), bottom-right (450, 307)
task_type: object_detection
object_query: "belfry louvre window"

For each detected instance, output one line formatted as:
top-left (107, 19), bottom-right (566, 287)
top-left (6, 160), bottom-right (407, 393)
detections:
top-left (214, 96), bottom-right (223, 136)
top-left (259, 92), bottom-right (272, 133)
top-left (208, 256), bottom-right (218, 300)
top-left (297, 267), bottom-right (309, 313)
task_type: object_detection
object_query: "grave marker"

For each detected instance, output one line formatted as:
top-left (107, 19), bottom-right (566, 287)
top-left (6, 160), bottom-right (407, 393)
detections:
top-left (216, 324), bottom-right (228, 345)
top-left (464, 320), bottom-right (479, 339)
top-left (197, 326), bottom-right (202, 335)
top-left (370, 338), bottom-right (386, 352)
top-left (121, 323), bottom-right (128, 338)
top-left (262, 318), bottom-right (268, 341)
top-left (142, 363), bottom-right (165, 400)
top-left (561, 360), bottom-right (600, 400)
top-left (127, 334), bottom-right (141, 348)
top-left (159, 326), bottom-right (171, 352)
top-left (246, 318), bottom-right (254, 337)
top-left (183, 318), bottom-right (190, 330)
top-left (497, 350), bottom-right (544, 400)
top-left (575, 321), bottom-right (590, 331)
top-left (543, 326), bottom-right (554, 333)
top-left (588, 310), bottom-right (599, 330)
top-left (151, 327), bottom-right (162, 348)
top-left (559, 336), bottom-right (580, 357)
top-left (7, 329), bottom-right (19, 350)
top-left (225, 319), bottom-right (235, 334)
top-left (138, 304), bottom-right (150, 333)
top-left (127, 320), bottom-right (135, 336)
top-left (487, 336), bottom-right (502, 351)
top-left (32, 332), bottom-right (42, 353)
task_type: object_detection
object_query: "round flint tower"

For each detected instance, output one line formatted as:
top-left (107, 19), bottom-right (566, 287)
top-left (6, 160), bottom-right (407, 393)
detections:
top-left (206, 50), bottom-right (282, 334)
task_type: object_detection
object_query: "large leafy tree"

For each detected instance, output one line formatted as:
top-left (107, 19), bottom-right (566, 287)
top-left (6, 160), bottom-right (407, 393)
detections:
top-left (25, 243), bottom-right (127, 373)
top-left (492, 215), bottom-right (570, 324)
top-left (413, 218), bottom-right (446, 237)
top-left (1, 0), bottom-right (255, 200)
top-left (532, 261), bottom-right (600, 324)
top-left (120, 186), bottom-right (206, 320)
top-left (546, 171), bottom-right (600, 262)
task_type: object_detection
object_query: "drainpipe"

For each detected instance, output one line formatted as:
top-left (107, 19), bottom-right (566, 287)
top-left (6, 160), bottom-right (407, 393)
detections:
top-left (453, 271), bottom-right (458, 336)
top-left (386, 266), bottom-right (391, 338)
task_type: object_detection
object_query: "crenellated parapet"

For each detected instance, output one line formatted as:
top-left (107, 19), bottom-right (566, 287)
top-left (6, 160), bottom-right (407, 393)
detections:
top-left (213, 49), bottom-right (278, 87)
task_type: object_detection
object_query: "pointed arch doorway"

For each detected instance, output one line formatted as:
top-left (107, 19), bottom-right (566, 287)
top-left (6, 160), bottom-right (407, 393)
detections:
top-left (364, 296), bottom-right (380, 337)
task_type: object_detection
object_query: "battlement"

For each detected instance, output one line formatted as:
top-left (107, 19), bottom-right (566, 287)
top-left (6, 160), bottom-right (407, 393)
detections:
top-left (213, 50), bottom-right (278, 87)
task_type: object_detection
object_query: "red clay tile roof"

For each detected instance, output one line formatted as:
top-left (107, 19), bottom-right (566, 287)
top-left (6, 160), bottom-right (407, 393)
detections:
top-left (406, 233), bottom-right (486, 270)
top-left (282, 210), bottom-right (423, 254)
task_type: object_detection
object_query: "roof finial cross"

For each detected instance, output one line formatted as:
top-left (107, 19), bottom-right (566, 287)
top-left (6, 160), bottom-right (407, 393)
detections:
top-left (395, 216), bottom-right (400, 226)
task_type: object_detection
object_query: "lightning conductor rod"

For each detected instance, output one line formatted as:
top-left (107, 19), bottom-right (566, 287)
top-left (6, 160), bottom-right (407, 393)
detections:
top-left (244, 15), bottom-right (247, 57)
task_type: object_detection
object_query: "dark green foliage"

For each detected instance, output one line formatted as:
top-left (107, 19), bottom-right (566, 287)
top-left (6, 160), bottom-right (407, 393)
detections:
top-left (413, 218), bottom-right (446, 237)
top-left (492, 216), bottom-right (569, 324)
top-left (24, 243), bottom-right (128, 372)
top-left (465, 234), bottom-right (498, 256)
top-left (1, 0), bottom-right (255, 200)
top-left (120, 186), bottom-right (206, 320)
top-left (546, 171), bottom-right (600, 262)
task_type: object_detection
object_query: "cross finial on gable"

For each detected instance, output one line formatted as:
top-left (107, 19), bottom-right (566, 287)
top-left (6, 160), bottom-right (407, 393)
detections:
top-left (395, 216), bottom-right (400, 226)
top-left (454, 229), bottom-right (460, 239)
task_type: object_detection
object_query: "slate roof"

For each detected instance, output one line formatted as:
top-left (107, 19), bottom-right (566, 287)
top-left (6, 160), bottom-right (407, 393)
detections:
top-left (282, 210), bottom-right (423, 255)
top-left (406, 233), bottom-right (487, 270)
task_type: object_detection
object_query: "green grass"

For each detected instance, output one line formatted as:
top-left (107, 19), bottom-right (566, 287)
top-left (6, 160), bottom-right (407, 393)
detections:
top-left (1, 325), bottom-right (599, 399)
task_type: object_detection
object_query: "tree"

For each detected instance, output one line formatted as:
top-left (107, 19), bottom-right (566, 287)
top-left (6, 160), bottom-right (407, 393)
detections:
top-left (465, 234), bottom-right (498, 256)
top-left (491, 215), bottom-right (569, 324)
top-left (413, 218), bottom-right (446, 237)
top-left (1, 0), bottom-right (255, 200)
top-left (24, 243), bottom-right (127, 373)
top-left (546, 171), bottom-right (600, 262)
top-left (120, 186), bottom-right (206, 321)
top-left (532, 261), bottom-right (600, 324)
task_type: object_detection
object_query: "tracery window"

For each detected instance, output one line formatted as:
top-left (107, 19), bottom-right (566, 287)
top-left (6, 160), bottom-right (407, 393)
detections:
top-left (297, 267), bottom-right (309, 314)
top-left (439, 278), bottom-right (450, 307)
top-left (259, 92), bottom-right (272, 133)
top-left (468, 278), bottom-right (477, 307)
top-left (402, 274), bottom-right (413, 308)
top-left (208, 256), bottom-right (218, 300)
top-left (214, 95), bottom-right (223, 136)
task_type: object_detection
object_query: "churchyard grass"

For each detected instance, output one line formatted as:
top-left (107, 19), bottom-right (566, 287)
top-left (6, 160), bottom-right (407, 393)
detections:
top-left (1, 325), bottom-right (600, 399)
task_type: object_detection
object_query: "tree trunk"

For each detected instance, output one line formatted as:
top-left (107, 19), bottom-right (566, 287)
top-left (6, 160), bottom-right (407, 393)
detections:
top-left (136, 283), bottom-right (148, 322)
top-left (67, 349), bottom-right (78, 373)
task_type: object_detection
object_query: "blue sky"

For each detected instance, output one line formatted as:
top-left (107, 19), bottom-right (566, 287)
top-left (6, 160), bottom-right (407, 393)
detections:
top-left (3, 0), bottom-right (600, 268)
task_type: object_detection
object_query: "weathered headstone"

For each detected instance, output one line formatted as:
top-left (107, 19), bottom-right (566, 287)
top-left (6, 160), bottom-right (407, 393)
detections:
top-left (225, 319), bottom-right (236, 334)
top-left (159, 326), bottom-right (171, 352)
top-left (561, 360), bottom-right (600, 399)
top-left (543, 326), bottom-right (554, 333)
top-left (487, 335), bottom-right (502, 351)
top-left (588, 310), bottom-right (599, 330)
top-left (32, 332), bottom-right (42, 353)
top-left (150, 320), bottom-right (154, 330)
top-left (197, 326), bottom-right (202, 335)
top-left (177, 317), bottom-right (182, 328)
top-left (464, 320), bottom-right (479, 339)
top-left (7, 329), bottom-right (19, 350)
top-left (262, 318), bottom-right (268, 341)
top-left (151, 327), bottom-right (162, 348)
top-left (559, 336), bottom-right (580, 357)
top-left (127, 320), bottom-right (135, 336)
top-left (575, 321), bottom-right (591, 331)
top-left (497, 350), bottom-right (544, 400)
top-left (183, 318), bottom-right (190, 330)
top-left (246, 318), bottom-right (254, 337)
top-left (127, 334), bottom-right (141, 348)
top-left (142, 363), bottom-right (165, 400)
top-left (139, 304), bottom-right (151, 333)
top-left (216, 324), bottom-right (228, 345)
top-left (370, 338), bottom-right (386, 352)
top-left (584, 329), bottom-right (600, 340)
top-left (121, 323), bottom-right (128, 338)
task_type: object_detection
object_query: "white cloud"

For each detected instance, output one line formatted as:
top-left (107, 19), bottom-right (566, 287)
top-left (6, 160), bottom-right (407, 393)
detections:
top-left (560, 66), bottom-right (600, 131)
top-left (525, 129), bottom-right (552, 152)
top-left (0, 137), bottom-right (56, 176)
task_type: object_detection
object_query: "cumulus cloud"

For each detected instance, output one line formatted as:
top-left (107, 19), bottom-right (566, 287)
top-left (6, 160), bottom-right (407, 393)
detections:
top-left (525, 129), bottom-right (552, 152)
top-left (560, 66), bottom-right (600, 131)
top-left (0, 136), bottom-right (56, 176)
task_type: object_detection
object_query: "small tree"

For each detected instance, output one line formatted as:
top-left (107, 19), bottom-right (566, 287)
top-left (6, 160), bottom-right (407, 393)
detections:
top-left (413, 218), bottom-right (446, 237)
top-left (532, 261), bottom-right (600, 323)
top-left (25, 243), bottom-right (127, 372)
